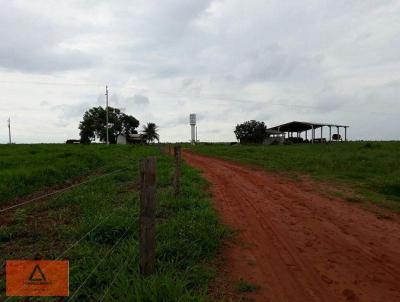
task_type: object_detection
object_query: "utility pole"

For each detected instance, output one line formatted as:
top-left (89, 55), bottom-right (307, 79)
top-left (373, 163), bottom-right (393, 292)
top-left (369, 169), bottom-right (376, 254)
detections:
top-left (105, 86), bottom-right (109, 145)
top-left (8, 117), bottom-right (11, 144)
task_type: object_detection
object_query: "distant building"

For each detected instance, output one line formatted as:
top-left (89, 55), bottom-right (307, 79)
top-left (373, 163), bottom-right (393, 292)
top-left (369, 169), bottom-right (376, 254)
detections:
top-left (66, 139), bottom-right (80, 144)
top-left (116, 133), bottom-right (146, 144)
top-left (268, 121), bottom-right (349, 144)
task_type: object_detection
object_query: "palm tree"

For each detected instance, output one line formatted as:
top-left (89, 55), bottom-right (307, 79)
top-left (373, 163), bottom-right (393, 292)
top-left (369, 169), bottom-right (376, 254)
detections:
top-left (142, 122), bottom-right (159, 143)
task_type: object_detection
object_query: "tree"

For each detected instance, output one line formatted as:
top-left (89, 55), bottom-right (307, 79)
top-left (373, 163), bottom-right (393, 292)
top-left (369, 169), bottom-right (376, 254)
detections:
top-left (142, 122), bottom-right (159, 143)
top-left (79, 106), bottom-right (139, 144)
top-left (234, 120), bottom-right (267, 144)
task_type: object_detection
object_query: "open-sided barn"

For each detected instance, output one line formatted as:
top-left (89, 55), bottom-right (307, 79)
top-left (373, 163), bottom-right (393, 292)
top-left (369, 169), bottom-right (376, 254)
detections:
top-left (269, 121), bottom-right (349, 143)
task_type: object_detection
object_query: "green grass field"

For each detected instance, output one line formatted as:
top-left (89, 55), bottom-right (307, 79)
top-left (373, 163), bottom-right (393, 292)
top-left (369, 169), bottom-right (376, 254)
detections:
top-left (189, 142), bottom-right (400, 211)
top-left (0, 144), bottom-right (227, 301)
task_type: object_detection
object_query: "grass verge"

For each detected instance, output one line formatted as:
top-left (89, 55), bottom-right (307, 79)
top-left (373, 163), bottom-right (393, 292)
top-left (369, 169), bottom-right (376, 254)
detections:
top-left (189, 142), bottom-right (400, 211)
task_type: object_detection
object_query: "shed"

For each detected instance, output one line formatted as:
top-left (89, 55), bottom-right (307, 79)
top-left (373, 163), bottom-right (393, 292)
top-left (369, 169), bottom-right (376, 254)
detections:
top-left (117, 133), bottom-right (146, 144)
top-left (268, 121), bottom-right (349, 143)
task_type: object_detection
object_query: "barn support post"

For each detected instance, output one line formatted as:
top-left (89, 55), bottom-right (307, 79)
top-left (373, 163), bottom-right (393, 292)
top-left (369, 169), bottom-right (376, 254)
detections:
top-left (139, 157), bottom-right (156, 276)
top-left (311, 125), bottom-right (314, 144)
top-left (321, 126), bottom-right (323, 141)
top-left (345, 127), bottom-right (348, 142)
top-left (305, 130), bottom-right (308, 141)
top-left (329, 126), bottom-right (332, 142)
top-left (173, 146), bottom-right (181, 197)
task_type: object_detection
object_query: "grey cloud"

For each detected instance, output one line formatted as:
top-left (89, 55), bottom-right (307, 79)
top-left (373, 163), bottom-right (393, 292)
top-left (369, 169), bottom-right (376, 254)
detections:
top-left (160, 115), bottom-right (188, 129)
top-left (0, 2), bottom-right (94, 73)
top-left (52, 102), bottom-right (93, 120)
top-left (182, 78), bottom-right (195, 88)
top-left (1, 0), bottom-right (400, 143)
top-left (132, 95), bottom-right (150, 106)
top-left (123, 0), bottom-right (214, 45)
top-left (0, 49), bottom-right (93, 73)
top-left (312, 87), bottom-right (350, 113)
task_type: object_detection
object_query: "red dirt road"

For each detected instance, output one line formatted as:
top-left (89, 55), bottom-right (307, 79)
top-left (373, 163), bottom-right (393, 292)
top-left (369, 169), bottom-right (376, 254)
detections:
top-left (183, 151), bottom-right (400, 302)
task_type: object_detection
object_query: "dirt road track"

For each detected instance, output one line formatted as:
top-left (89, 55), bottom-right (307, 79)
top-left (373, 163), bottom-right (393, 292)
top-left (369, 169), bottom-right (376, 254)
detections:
top-left (183, 151), bottom-right (400, 302)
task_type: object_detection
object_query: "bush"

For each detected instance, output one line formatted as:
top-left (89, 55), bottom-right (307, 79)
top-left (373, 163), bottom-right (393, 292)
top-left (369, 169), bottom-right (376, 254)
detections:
top-left (234, 120), bottom-right (267, 144)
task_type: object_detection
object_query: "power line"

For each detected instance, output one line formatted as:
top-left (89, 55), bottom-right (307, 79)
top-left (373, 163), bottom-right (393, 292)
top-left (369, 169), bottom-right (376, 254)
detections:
top-left (106, 86), bottom-right (109, 145)
top-left (8, 117), bottom-right (11, 144)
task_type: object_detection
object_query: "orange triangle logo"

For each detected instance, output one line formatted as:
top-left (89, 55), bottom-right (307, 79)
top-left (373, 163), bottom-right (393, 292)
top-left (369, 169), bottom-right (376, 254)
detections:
top-left (28, 264), bottom-right (48, 283)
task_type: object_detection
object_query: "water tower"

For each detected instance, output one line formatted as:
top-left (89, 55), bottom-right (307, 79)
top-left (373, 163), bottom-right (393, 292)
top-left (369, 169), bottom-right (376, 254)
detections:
top-left (189, 113), bottom-right (196, 144)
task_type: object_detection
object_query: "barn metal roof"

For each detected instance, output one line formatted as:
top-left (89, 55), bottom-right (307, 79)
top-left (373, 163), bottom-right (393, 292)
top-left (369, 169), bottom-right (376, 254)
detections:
top-left (269, 121), bottom-right (349, 132)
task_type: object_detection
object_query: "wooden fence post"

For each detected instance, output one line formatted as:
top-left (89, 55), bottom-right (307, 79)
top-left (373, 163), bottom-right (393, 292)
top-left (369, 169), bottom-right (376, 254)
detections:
top-left (139, 157), bottom-right (156, 276)
top-left (173, 146), bottom-right (181, 197)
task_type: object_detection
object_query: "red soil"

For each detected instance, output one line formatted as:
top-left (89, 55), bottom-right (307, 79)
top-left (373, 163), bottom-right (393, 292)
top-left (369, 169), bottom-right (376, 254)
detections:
top-left (183, 151), bottom-right (400, 302)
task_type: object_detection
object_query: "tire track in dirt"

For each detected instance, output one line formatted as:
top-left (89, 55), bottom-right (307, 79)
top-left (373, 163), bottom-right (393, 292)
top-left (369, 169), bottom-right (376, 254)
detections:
top-left (183, 151), bottom-right (400, 302)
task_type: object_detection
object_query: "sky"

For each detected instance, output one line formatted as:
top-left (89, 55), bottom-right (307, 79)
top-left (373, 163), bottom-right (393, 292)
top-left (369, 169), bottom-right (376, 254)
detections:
top-left (0, 0), bottom-right (399, 143)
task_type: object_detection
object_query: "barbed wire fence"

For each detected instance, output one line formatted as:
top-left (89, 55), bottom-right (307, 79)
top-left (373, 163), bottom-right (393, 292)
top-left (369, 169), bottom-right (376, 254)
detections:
top-left (1, 166), bottom-right (135, 302)
top-left (67, 226), bottom-right (133, 301)
top-left (0, 168), bottom-right (128, 214)
top-left (98, 257), bottom-right (131, 302)
top-left (1, 150), bottom-right (182, 301)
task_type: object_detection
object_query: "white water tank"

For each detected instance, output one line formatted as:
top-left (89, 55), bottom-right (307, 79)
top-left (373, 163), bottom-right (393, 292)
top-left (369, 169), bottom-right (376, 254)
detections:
top-left (189, 114), bottom-right (196, 143)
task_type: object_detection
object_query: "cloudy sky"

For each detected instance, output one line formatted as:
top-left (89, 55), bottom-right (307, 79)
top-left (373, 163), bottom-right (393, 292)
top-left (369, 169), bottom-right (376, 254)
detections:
top-left (0, 0), bottom-right (399, 143)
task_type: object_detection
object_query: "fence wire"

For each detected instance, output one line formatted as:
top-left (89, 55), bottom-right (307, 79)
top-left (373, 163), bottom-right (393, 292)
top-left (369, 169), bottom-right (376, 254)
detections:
top-left (2, 167), bottom-right (133, 302)
top-left (55, 212), bottom-right (116, 261)
top-left (98, 257), bottom-right (131, 302)
top-left (0, 168), bottom-right (128, 213)
top-left (68, 226), bottom-right (133, 301)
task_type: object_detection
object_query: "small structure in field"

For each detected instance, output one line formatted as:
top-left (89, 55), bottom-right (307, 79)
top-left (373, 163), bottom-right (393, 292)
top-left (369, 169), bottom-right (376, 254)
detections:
top-left (66, 139), bottom-right (80, 144)
top-left (117, 133), bottom-right (146, 144)
top-left (268, 121), bottom-right (349, 144)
